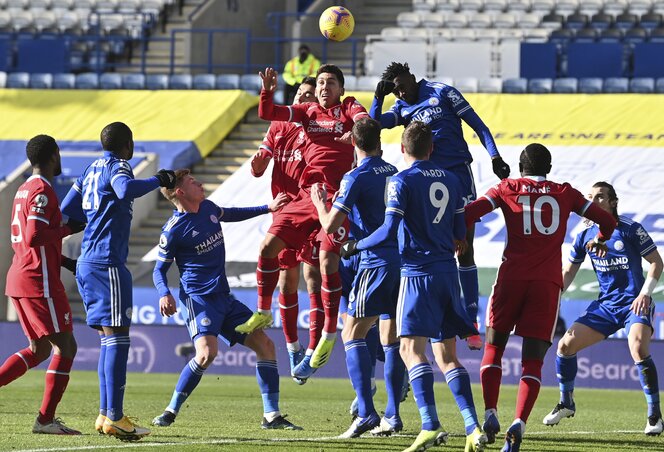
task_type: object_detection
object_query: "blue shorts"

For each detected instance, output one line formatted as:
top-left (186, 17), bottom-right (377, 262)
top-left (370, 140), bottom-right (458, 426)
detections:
top-left (179, 291), bottom-right (252, 346)
top-left (397, 271), bottom-right (476, 340)
top-left (448, 163), bottom-right (477, 206)
top-left (575, 300), bottom-right (655, 337)
top-left (348, 263), bottom-right (400, 319)
top-left (339, 253), bottom-right (360, 315)
top-left (77, 262), bottom-right (133, 328)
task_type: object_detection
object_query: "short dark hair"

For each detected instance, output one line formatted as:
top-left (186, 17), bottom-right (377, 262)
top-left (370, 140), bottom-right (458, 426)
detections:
top-left (299, 44), bottom-right (310, 52)
top-left (519, 143), bottom-right (552, 176)
top-left (381, 62), bottom-right (412, 82)
top-left (100, 122), bottom-right (132, 154)
top-left (592, 181), bottom-right (619, 217)
top-left (161, 168), bottom-right (191, 204)
top-left (402, 121), bottom-right (432, 158)
top-left (352, 117), bottom-right (381, 154)
top-left (316, 64), bottom-right (344, 87)
top-left (26, 134), bottom-right (58, 167)
top-left (301, 76), bottom-right (316, 88)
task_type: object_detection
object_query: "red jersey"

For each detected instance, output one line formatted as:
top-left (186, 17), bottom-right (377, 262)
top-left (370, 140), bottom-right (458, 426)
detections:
top-left (259, 121), bottom-right (307, 198)
top-left (466, 176), bottom-right (615, 287)
top-left (6, 175), bottom-right (71, 298)
top-left (259, 91), bottom-right (368, 190)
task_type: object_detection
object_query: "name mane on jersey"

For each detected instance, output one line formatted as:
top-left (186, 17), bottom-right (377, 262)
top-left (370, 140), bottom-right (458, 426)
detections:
top-left (412, 107), bottom-right (443, 124)
top-left (194, 230), bottom-right (224, 255)
top-left (418, 168), bottom-right (445, 178)
top-left (592, 255), bottom-right (630, 272)
top-left (522, 185), bottom-right (551, 193)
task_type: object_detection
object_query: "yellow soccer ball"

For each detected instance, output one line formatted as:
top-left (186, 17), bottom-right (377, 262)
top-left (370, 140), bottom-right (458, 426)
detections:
top-left (319, 6), bottom-right (355, 42)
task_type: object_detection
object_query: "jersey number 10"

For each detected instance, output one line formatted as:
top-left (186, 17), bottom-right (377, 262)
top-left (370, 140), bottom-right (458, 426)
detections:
top-left (517, 195), bottom-right (560, 235)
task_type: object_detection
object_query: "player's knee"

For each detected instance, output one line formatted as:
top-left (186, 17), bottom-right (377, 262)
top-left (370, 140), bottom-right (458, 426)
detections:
top-left (196, 346), bottom-right (218, 368)
top-left (629, 339), bottom-right (648, 362)
top-left (557, 337), bottom-right (577, 356)
top-left (30, 340), bottom-right (52, 363)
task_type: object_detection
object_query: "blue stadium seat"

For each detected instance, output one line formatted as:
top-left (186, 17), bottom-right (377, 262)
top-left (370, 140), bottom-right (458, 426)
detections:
top-left (192, 74), bottom-right (215, 90)
top-left (169, 73), bottom-right (192, 90)
top-left (566, 13), bottom-right (589, 30)
top-left (589, 13), bottom-right (613, 30)
top-left (603, 77), bottom-right (629, 93)
top-left (528, 78), bottom-right (553, 93)
top-left (29, 73), bottom-right (52, 88)
top-left (7, 72), bottom-right (30, 88)
top-left (629, 77), bottom-right (655, 93)
top-left (598, 28), bottom-right (622, 43)
top-left (632, 43), bottom-right (664, 77)
top-left (578, 77), bottom-right (603, 93)
top-left (520, 43), bottom-right (558, 78)
top-left (122, 73), bottom-right (145, 89)
top-left (146, 74), bottom-right (168, 90)
top-left (552, 77), bottom-right (578, 93)
top-left (239, 73), bottom-right (261, 93)
top-left (52, 73), bottom-right (75, 89)
top-left (624, 27), bottom-right (648, 44)
top-left (541, 12), bottom-right (564, 29)
top-left (76, 73), bottom-right (99, 89)
top-left (88, 51), bottom-right (108, 72)
top-left (216, 74), bottom-right (240, 89)
top-left (574, 28), bottom-right (598, 43)
top-left (615, 12), bottom-right (638, 31)
top-left (640, 13), bottom-right (663, 30)
top-left (567, 43), bottom-right (623, 77)
top-left (549, 28), bottom-right (575, 45)
top-left (650, 28), bottom-right (664, 43)
top-left (99, 73), bottom-right (122, 89)
top-left (502, 78), bottom-right (528, 93)
top-left (656, 77), bottom-right (664, 93)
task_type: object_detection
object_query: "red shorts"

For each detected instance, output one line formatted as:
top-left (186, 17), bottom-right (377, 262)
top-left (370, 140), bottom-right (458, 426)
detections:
top-left (11, 294), bottom-right (74, 340)
top-left (486, 279), bottom-right (561, 343)
top-left (278, 238), bottom-right (321, 269)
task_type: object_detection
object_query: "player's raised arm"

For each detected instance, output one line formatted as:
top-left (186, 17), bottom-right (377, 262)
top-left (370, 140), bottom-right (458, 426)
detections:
top-left (258, 67), bottom-right (306, 123)
top-left (369, 80), bottom-right (399, 128)
top-left (111, 164), bottom-right (175, 200)
top-left (217, 192), bottom-right (289, 222)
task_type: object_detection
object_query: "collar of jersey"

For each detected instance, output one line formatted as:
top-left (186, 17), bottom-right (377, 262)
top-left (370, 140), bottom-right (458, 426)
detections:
top-left (524, 175), bottom-right (546, 182)
top-left (26, 174), bottom-right (52, 187)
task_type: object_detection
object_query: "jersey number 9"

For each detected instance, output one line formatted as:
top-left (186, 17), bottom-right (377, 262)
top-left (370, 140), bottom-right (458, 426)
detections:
top-left (429, 182), bottom-right (450, 224)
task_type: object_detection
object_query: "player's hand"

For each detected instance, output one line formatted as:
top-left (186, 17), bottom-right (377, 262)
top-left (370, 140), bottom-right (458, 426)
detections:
top-left (155, 169), bottom-right (176, 189)
top-left (585, 236), bottom-right (608, 258)
top-left (631, 294), bottom-right (652, 317)
top-left (454, 239), bottom-right (467, 256)
top-left (259, 67), bottom-right (278, 92)
top-left (269, 192), bottom-right (290, 212)
top-left (492, 156), bottom-right (510, 180)
top-left (61, 256), bottom-right (77, 275)
top-left (334, 131), bottom-right (353, 145)
top-left (311, 182), bottom-right (328, 209)
top-left (65, 218), bottom-right (86, 234)
top-left (375, 80), bottom-right (395, 98)
top-left (251, 149), bottom-right (271, 176)
top-left (159, 294), bottom-right (177, 317)
top-left (340, 240), bottom-right (360, 259)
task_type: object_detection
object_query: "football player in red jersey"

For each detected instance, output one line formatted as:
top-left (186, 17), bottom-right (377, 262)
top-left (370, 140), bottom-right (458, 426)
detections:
top-left (236, 64), bottom-right (369, 377)
top-left (464, 143), bottom-right (617, 452)
top-left (250, 76), bottom-right (325, 379)
top-left (1, 135), bottom-right (84, 434)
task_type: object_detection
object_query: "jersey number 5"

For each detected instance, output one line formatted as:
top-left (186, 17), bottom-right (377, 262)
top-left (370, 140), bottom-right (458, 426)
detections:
top-left (517, 195), bottom-right (560, 235)
top-left (82, 172), bottom-right (102, 210)
top-left (10, 204), bottom-right (22, 243)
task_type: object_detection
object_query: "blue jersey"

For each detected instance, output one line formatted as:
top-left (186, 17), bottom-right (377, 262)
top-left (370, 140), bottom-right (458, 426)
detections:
top-left (333, 155), bottom-right (399, 267)
top-left (73, 152), bottom-right (136, 265)
top-left (570, 216), bottom-right (657, 308)
top-left (386, 160), bottom-right (465, 276)
top-left (386, 80), bottom-right (477, 168)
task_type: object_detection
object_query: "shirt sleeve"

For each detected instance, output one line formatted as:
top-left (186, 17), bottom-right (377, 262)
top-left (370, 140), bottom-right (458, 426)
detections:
top-left (259, 90), bottom-right (307, 123)
top-left (156, 229), bottom-right (175, 264)
top-left (25, 188), bottom-right (70, 247)
top-left (628, 221), bottom-right (657, 257)
top-left (332, 173), bottom-right (359, 214)
top-left (385, 176), bottom-right (407, 218)
top-left (443, 85), bottom-right (472, 117)
top-left (569, 229), bottom-right (588, 263)
top-left (260, 123), bottom-right (276, 157)
top-left (110, 160), bottom-right (159, 200)
top-left (345, 97), bottom-right (369, 122)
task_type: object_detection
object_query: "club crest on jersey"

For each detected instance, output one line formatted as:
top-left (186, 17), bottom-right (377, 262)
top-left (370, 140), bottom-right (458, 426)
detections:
top-left (636, 227), bottom-right (650, 245)
top-left (428, 97), bottom-right (439, 106)
top-left (64, 312), bottom-right (71, 325)
top-left (34, 194), bottom-right (48, 207)
top-left (125, 307), bottom-right (132, 319)
top-left (200, 317), bottom-right (211, 326)
top-left (447, 90), bottom-right (463, 106)
top-left (159, 234), bottom-right (168, 249)
top-left (614, 240), bottom-right (624, 251)
top-left (333, 107), bottom-right (341, 119)
top-left (210, 215), bottom-right (219, 224)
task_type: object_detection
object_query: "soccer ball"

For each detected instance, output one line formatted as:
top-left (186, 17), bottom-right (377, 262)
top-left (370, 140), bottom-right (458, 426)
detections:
top-left (319, 6), bottom-right (355, 42)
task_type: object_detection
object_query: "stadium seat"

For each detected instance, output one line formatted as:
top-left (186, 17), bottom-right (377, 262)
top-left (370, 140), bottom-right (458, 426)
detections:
top-left (216, 74), bottom-right (240, 89)
top-left (396, 12), bottom-right (421, 28)
top-left (29, 73), bottom-right (53, 89)
top-left (451, 29), bottom-right (476, 41)
top-left (459, 0), bottom-right (483, 11)
top-left (579, 0), bottom-right (603, 15)
top-left (604, 0), bottom-right (628, 15)
top-left (502, 78), bottom-right (528, 93)
top-left (629, 77), bottom-right (655, 92)
top-left (475, 29), bottom-right (500, 42)
top-left (454, 77), bottom-right (478, 92)
top-left (421, 12), bottom-right (444, 28)
top-left (655, 77), bottom-right (664, 92)
top-left (578, 77), bottom-right (603, 93)
top-left (589, 13), bottom-right (613, 30)
top-left (541, 13), bottom-right (564, 29)
top-left (96, 0), bottom-right (118, 13)
top-left (650, 27), bottom-right (664, 43)
top-left (517, 13), bottom-right (541, 29)
top-left (506, 0), bottom-right (530, 12)
top-left (76, 72), bottom-right (99, 89)
top-left (356, 75), bottom-right (381, 91)
top-left (52, 73), bottom-right (75, 89)
top-left (169, 73), bottom-right (192, 90)
top-left (499, 29), bottom-right (524, 41)
top-left (56, 11), bottom-right (81, 33)
top-left (528, 77), bottom-right (553, 93)
top-left (239, 73), bottom-right (261, 93)
top-left (7, 72), bottom-right (30, 89)
top-left (574, 28), bottom-right (598, 43)
top-left (403, 28), bottom-right (429, 41)
top-left (430, 28), bottom-right (454, 41)
top-left (435, 0), bottom-right (460, 12)
top-left (192, 74), bottom-right (215, 90)
top-left (478, 78), bottom-right (503, 92)
top-left (380, 27), bottom-right (406, 41)
top-left (469, 13), bottom-right (492, 28)
top-left (552, 77), bottom-right (579, 93)
top-left (598, 28), bottom-right (623, 43)
top-left (118, 0), bottom-right (139, 14)
top-left (0, 71), bottom-right (6, 88)
top-left (493, 13), bottom-right (517, 28)
top-left (344, 74), bottom-right (357, 90)
top-left (531, 0), bottom-right (554, 12)
top-left (523, 29), bottom-right (551, 42)
top-left (566, 13), bottom-right (589, 30)
top-left (122, 73), bottom-right (145, 89)
top-left (33, 10), bottom-right (56, 33)
top-left (445, 13), bottom-right (468, 28)
top-left (629, 0), bottom-right (654, 15)
top-left (11, 10), bottom-right (34, 33)
top-left (413, 0), bottom-right (436, 12)
top-left (624, 27), bottom-right (648, 44)
top-left (484, 0), bottom-right (507, 12)
top-left (144, 74), bottom-right (168, 90)
top-left (52, 0), bottom-right (74, 8)
top-left (615, 12), bottom-right (638, 30)
top-left (603, 77), bottom-right (629, 92)
top-left (640, 13), bottom-right (663, 30)
top-left (549, 28), bottom-right (575, 44)
top-left (557, 0), bottom-right (580, 14)
top-left (88, 51), bottom-right (108, 72)
top-left (99, 73), bottom-right (122, 89)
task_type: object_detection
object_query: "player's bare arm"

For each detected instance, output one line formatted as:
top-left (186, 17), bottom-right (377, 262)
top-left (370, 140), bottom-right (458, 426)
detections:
top-left (259, 67), bottom-right (278, 92)
top-left (311, 183), bottom-right (345, 233)
top-left (561, 261), bottom-right (582, 293)
top-left (631, 249), bottom-right (663, 316)
top-left (268, 192), bottom-right (290, 212)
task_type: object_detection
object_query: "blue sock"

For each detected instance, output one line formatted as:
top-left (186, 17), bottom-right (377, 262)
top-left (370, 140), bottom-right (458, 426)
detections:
top-left (167, 359), bottom-right (206, 414)
top-left (636, 356), bottom-right (661, 418)
top-left (459, 266), bottom-right (479, 322)
top-left (557, 353), bottom-right (577, 407)
top-left (445, 367), bottom-right (479, 435)
top-left (256, 360), bottom-right (280, 415)
top-left (98, 336), bottom-right (107, 417)
top-left (366, 325), bottom-right (380, 374)
top-left (383, 342), bottom-right (406, 419)
top-left (409, 362), bottom-right (439, 431)
top-left (104, 333), bottom-right (130, 421)
top-left (344, 339), bottom-right (375, 418)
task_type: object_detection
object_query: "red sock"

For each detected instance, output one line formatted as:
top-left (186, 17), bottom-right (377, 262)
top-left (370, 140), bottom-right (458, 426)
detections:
top-left (308, 292), bottom-right (323, 350)
top-left (38, 355), bottom-right (73, 424)
top-left (515, 359), bottom-right (543, 423)
top-left (480, 343), bottom-right (505, 411)
top-left (257, 256), bottom-right (280, 311)
top-left (279, 292), bottom-right (299, 344)
top-left (0, 348), bottom-right (43, 387)
top-left (321, 273), bottom-right (342, 335)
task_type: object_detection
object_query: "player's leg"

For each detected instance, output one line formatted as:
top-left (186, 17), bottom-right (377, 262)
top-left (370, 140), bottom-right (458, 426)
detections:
top-left (292, 262), bottom-right (323, 383)
top-left (277, 254), bottom-right (303, 373)
top-left (628, 320), bottom-right (662, 435)
top-left (311, 247), bottom-right (342, 368)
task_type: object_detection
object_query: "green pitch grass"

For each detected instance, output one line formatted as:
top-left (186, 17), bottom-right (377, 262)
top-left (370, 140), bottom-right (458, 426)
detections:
top-left (0, 370), bottom-right (660, 451)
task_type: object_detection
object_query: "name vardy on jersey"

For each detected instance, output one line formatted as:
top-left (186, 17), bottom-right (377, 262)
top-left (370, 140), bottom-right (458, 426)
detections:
top-left (194, 230), bottom-right (224, 255)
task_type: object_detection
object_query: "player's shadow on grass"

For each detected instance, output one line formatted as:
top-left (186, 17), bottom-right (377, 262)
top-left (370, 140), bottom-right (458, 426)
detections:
top-left (531, 435), bottom-right (658, 450)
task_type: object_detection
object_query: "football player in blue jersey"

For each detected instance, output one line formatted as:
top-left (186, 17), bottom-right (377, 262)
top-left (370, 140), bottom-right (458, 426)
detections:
top-left (343, 121), bottom-right (487, 452)
top-left (312, 117), bottom-right (406, 438)
top-left (150, 170), bottom-right (300, 430)
top-left (543, 181), bottom-right (663, 436)
top-left (370, 62), bottom-right (511, 351)
top-left (61, 122), bottom-right (176, 440)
